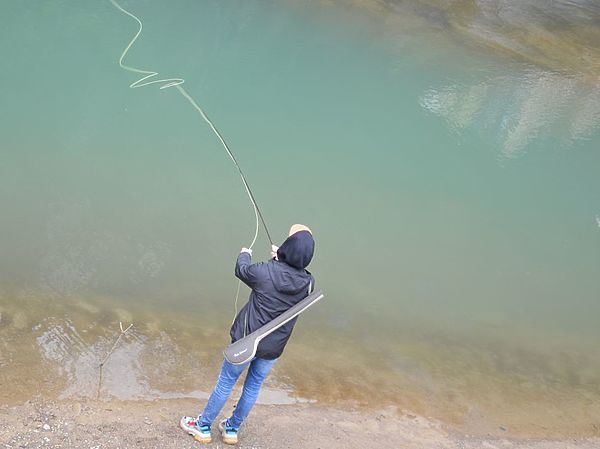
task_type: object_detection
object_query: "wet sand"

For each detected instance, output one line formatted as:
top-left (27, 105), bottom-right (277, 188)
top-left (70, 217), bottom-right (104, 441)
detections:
top-left (1, 397), bottom-right (599, 449)
top-left (3, 295), bottom-right (600, 440)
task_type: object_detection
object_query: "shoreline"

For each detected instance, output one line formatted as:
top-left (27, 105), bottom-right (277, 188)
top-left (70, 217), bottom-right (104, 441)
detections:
top-left (1, 397), bottom-right (599, 449)
top-left (2, 295), bottom-right (600, 440)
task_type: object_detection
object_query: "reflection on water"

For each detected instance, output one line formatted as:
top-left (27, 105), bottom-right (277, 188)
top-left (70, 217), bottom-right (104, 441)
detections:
top-left (6, 298), bottom-right (382, 408)
top-left (420, 71), bottom-right (600, 158)
top-left (1, 298), bottom-right (311, 405)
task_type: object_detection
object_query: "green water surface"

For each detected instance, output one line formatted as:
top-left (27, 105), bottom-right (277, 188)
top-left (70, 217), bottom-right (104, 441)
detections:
top-left (1, 0), bottom-right (599, 437)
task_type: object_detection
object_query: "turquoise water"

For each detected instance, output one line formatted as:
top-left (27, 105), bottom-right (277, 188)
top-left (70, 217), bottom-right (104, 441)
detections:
top-left (1, 0), bottom-right (599, 437)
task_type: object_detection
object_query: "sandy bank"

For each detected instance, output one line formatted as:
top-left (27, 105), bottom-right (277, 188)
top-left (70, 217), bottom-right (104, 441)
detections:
top-left (1, 398), bottom-right (598, 449)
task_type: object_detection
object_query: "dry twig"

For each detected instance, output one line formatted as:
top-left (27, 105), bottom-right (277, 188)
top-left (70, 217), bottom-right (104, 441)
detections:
top-left (97, 321), bottom-right (133, 399)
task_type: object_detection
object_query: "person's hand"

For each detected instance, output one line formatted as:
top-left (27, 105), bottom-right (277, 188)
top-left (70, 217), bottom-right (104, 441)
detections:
top-left (271, 244), bottom-right (279, 260)
top-left (241, 247), bottom-right (252, 255)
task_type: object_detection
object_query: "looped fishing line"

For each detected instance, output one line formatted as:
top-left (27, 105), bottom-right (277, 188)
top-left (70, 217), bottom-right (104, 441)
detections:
top-left (109, 0), bottom-right (273, 322)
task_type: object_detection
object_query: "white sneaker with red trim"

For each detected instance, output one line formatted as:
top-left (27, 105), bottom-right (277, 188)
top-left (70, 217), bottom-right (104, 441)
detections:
top-left (179, 416), bottom-right (212, 443)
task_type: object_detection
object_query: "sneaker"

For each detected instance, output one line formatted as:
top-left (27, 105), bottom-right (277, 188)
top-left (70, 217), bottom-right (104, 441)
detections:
top-left (218, 418), bottom-right (239, 445)
top-left (179, 416), bottom-right (211, 443)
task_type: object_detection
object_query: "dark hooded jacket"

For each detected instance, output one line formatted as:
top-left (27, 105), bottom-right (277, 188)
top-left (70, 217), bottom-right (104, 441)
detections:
top-left (230, 230), bottom-right (315, 360)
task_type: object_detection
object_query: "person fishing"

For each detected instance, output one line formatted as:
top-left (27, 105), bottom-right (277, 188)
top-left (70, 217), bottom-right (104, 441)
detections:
top-left (180, 224), bottom-right (316, 445)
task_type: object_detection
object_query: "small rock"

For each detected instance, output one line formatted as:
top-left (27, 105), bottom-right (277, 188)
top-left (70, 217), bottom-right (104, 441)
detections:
top-left (43, 423), bottom-right (51, 431)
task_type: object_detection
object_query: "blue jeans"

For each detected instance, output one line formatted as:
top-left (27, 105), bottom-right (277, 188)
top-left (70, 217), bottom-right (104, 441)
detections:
top-left (198, 357), bottom-right (277, 430)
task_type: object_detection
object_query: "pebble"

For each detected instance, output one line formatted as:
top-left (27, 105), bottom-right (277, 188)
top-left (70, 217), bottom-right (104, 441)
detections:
top-left (42, 424), bottom-right (51, 431)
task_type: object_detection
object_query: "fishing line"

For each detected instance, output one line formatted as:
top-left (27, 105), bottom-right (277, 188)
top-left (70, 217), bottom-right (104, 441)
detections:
top-left (108, 0), bottom-right (273, 320)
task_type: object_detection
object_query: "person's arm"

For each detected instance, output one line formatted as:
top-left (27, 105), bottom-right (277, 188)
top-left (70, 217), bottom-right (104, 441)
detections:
top-left (235, 248), bottom-right (261, 288)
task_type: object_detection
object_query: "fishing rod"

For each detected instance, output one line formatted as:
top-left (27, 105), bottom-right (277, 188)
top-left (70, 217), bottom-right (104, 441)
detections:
top-left (109, 0), bottom-right (324, 364)
top-left (108, 0), bottom-right (274, 249)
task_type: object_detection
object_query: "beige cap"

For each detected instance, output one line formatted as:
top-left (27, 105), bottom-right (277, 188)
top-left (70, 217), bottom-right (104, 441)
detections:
top-left (288, 223), bottom-right (312, 236)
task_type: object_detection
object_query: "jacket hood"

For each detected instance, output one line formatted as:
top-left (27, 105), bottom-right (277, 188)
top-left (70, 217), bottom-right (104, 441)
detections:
top-left (267, 230), bottom-right (315, 294)
top-left (267, 262), bottom-right (312, 294)
top-left (277, 230), bottom-right (314, 269)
